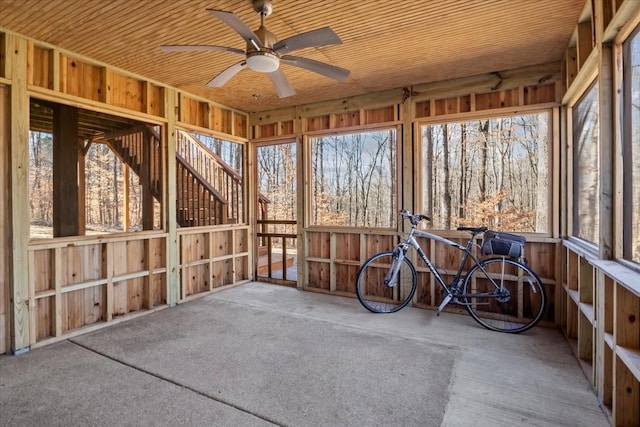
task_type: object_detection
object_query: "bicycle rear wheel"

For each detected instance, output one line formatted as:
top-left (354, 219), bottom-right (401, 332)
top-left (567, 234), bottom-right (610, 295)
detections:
top-left (356, 251), bottom-right (417, 313)
top-left (462, 258), bottom-right (546, 333)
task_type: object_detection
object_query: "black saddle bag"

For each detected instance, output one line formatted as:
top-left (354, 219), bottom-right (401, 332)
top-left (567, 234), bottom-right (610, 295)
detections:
top-left (481, 231), bottom-right (525, 258)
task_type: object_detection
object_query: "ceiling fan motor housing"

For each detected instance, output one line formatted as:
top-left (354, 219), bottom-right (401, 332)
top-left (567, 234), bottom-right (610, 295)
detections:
top-left (246, 24), bottom-right (280, 72)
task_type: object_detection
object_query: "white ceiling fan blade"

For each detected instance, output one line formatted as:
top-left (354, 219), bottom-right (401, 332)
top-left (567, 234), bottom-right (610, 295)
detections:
top-left (281, 55), bottom-right (350, 81)
top-left (269, 69), bottom-right (296, 98)
top-left (160, 45), bottom-right (244, 55)
top-left (274, 27), bottom-right (342, 54)
top-left (207, 9), bottom-right (263, 49)
top-left (207, 61), bottom-right (247, 87)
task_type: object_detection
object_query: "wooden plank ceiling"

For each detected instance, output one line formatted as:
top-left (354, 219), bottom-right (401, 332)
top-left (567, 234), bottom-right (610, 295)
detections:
top-left (0, 0), bottom-right (584, 113)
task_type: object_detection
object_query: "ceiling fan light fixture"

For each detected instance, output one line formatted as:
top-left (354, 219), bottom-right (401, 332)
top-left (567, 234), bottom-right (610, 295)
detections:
top-left (246, 51), bottom-right (279, 72)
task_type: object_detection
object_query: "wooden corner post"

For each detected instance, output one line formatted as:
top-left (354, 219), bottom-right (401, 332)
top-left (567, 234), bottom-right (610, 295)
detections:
top-left (8, 35), bottom-right (30, 353)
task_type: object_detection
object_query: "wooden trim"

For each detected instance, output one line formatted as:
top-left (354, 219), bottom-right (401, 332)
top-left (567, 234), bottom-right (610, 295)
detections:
top-left (610, 0), bottom-right (640, 43)
top-left (176, 121), bottom-right (248, 144)
top-left (413, 103), bottom-right (558, 125)
top-left (599, 43), bottom-right (614, 259)
top-left (563, 49), bottom-right (599, 106)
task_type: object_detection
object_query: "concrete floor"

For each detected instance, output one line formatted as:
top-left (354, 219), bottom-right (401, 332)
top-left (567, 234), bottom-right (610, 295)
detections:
top-left (0, 282), bottom-right (608, 426)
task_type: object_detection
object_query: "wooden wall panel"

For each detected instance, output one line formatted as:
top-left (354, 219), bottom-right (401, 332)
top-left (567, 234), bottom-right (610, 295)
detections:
top-left (307, 261), bottom-right (330, 290)
top-left (307, 231), bottom-right (330, 258)
top-left (109, 72), bottom-right (144, 111)
top-left (210, 106), bottom-right (231, 134)
top-left (212, 231), bottom-right (230, 257)
top-left (280, 120), bottom-right (294, 135)
top-left (365, 106), bottom-right (396, 124)
top-left (414, 271), bottom-right (432, 306)
top-left (415, 100), bottom-right (430, 118)
top-left (234, 112), bottom-right (247, 138)
top-left (235, 229), bottom-right (247, 254)
top-left (255, 123), bottom-right (278, 139)
top-left (182, 264), bottom-right (209, 297)
top-left (333, 111), bottom-right (359, 128)
top-left (145, 83), bottom-right (164, 117)
top-left (335, 264), bottom-right (358, 293)
top-left (306, 115), bottom-right (330, 132)
top-left (524, 83), bottom-right (556, 105)
top-left (35, 297), bottom-right (53, 340)
top-left (334, 233), bottom-right (360, 262)
top-left (60, 56), bottom-right (103, 101)
top-left (212, 259), bottom-right (232, 287)
top-left (235, 257), bottom-right (248, 282)
top-left (29, 45), bottom-right (53, 89)
top-left (363, 234), bottom-right (395, 258)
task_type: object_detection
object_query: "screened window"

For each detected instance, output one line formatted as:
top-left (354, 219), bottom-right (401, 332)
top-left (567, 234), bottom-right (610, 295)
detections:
top-left (572, 83), bottom-right (599, 244)
top-left (421, 112), bottom-right (550, 232)
top-left (624, 31), bottom-right (640, 263)
top-left (310, 128), bottom-right (397, 227)
top-left (29, 101), bottom-right (162, 239)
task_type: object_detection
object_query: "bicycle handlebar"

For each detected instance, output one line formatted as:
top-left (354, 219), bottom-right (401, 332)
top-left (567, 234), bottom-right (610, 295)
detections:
top-left (399, 209), bottom-right (431, 226)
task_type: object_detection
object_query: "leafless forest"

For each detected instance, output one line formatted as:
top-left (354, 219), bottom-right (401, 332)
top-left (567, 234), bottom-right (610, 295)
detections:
top-left (422, 112), bottom-right (549, 233)
top-left (29, 131), bottom-right (151, 237)
top-left (310, 130), bottom-right (397, 228)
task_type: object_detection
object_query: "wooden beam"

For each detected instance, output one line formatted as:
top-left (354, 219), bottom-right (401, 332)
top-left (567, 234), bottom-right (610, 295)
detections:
top-left (8, 35), bottom-right (30, 353)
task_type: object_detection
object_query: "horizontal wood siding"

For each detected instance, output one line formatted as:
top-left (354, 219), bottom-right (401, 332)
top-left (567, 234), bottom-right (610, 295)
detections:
top-left (27, 234), bottom-right (167, 346)
top-left (178, 225), bottom-right (250, 299)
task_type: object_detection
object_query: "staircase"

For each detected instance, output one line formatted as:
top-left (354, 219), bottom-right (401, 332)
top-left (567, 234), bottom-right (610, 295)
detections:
top-left (105, 126), bottom-right (245, 227)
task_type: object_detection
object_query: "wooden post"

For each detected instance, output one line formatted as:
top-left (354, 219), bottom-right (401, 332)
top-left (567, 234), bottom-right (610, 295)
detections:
top-left (8, 35), bottom-right (30, 353)
top-left (402, 90), bottom-right (414, 217)
top-left (52, 104), bottom-right (80, 237)
top-left (165, 89), bottom-right (179, 306)
top-left (141, 129), bottom-right (154, 230)
top-left (295, 106), bottom-right (305, 288)
top-left (0, 84), bottom-right (10, 354)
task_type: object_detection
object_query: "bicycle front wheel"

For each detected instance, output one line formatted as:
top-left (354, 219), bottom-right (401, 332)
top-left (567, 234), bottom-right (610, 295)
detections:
top-left (356, 251), bottom-right (417, 313)
top-left (462, 258), bottom-right (546, 333)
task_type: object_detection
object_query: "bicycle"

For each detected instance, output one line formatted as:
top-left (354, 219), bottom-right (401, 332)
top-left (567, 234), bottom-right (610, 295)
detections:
top-left (355, 210), bottom-right (546, 333)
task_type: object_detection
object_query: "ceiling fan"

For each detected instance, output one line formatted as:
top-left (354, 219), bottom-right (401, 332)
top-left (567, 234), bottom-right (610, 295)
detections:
top-left (160, 0), bottom-right (350, 98)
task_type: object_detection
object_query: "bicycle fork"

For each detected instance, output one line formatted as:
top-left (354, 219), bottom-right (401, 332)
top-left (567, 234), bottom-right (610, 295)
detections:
top-left (384, 246), bottom-right (406, 287)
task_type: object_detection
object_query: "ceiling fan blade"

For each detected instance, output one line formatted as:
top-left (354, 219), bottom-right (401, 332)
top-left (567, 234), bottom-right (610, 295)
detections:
top-left (274, 27), bottom-right (342, 54)
top-left (207, 9), bottom-right (263, 49)
top-left (281, 55), bottom-right (350, 81)
top-left (269, 69), bottom-right (296, 98)
top-left (160, 45), bottom-right (244, 55)
top-left (206, 61), bottom-right (247, 87)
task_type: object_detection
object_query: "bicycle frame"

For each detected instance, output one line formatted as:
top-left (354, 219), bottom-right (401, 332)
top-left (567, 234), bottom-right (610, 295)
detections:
top-left (395, 226), bottom-right (507, 315)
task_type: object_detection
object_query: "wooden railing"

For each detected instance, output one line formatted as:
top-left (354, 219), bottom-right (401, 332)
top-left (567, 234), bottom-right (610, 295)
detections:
top-left (177, 131), bottom-right (242, 223)
top-left (257, 219), bottom-right (297, 282)
top-left (176, 154), bottom-right (228, 226)
top-left (104, 125), bottom-right (162, 201)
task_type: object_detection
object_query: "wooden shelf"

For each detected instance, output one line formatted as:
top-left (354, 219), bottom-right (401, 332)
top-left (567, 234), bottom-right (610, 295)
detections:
top-left (579, 302), bottom-right (594, 324)
top-left (605, 333), bottom-right (614, 350)
top-left (617, 346), bottom-right (640, 382)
